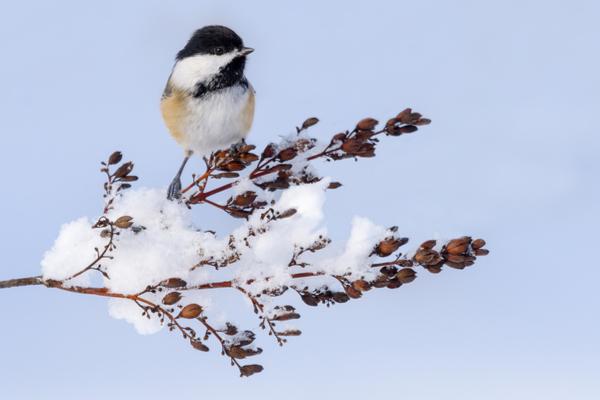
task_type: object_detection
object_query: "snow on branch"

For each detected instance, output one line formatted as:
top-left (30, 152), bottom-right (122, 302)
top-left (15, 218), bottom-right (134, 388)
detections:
top-left (1, 109), bottom-right (488, 377)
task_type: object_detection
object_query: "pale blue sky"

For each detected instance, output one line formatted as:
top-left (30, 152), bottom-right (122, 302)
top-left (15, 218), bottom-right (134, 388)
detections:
top-left (0, 1), bottom-right (598, 399)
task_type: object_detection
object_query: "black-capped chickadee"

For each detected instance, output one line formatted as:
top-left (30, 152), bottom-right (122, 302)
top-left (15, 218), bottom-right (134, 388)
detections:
top-left (161, 25), bottom-right (255, 200)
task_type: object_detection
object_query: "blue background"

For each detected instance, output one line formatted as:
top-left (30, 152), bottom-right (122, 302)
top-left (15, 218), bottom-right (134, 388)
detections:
top-left (0, 1), bottom-right (598, 399)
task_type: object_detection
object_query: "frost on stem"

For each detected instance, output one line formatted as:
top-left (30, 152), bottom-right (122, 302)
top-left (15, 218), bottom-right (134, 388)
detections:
top-left (25, 109), bottom-right (489, 377)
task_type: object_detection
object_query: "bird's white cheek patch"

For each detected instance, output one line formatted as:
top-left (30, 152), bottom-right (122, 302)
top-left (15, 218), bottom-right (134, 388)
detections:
top-left (170, 53), bottom-right (237, 90)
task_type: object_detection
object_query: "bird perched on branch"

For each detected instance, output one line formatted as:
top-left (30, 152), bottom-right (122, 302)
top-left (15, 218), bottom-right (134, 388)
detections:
top-left (161, 25), bottom-right (255, 200)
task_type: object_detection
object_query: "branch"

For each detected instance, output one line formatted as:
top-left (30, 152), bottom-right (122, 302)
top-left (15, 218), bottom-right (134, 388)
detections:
top-left (0, 276), bottom-right (43, 289)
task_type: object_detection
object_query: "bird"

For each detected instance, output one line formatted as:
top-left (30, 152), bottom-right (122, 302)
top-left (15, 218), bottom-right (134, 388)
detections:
top-left (160, 25), bottom-right (255, 200)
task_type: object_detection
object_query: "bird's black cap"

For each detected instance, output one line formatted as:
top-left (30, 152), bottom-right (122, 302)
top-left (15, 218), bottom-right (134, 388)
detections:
top-left (177, 25), bottom-right (244, 60)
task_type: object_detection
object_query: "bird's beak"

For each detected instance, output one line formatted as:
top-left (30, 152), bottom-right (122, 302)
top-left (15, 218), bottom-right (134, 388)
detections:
top-left (240, 47), bottom-right (254, 56)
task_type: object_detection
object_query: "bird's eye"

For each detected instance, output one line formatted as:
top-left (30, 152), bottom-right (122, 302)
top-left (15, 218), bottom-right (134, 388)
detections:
top-left (214, 47), bottom-right (224, 55)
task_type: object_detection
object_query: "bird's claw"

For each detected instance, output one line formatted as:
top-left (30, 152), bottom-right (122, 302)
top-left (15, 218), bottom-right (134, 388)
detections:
top-left (167, 178), bottom-right (182, 201)
top-left (229, 139), bottom-right (247, 155)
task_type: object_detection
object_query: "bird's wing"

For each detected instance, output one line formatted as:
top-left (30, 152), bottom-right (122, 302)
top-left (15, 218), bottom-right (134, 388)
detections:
top-left (160, 78), bottom-right (188, 145)
top-left (241, 84), bottom-right (255, 137)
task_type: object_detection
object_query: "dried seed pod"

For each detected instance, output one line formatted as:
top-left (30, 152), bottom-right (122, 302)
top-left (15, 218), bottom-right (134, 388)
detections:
top-left (414, 249), bottom-right (438, 265)
top-left (223, 323), bottom-right (238, 336)
top-left (301, 117), bottom-right (319, 130)
top-left (425, 264), bottom-right (443, 273)
top-left (190, 339), bottom-right (209, 352)
top-left (444, 261), bottom-right (466, 270)
top-left (445, 254), bottom-right (467, 264)
top-left (228, 209), bottom-right (252, 219)
top-left (220, 161), bottom-right (245, 172)
top-left (372, 275), bottom-right (389, 288)
top-left (114, 216), bottom-right (134, 229)
top-left (277, 148), bottom-right (297, 161)
top-left (356, 117), bottom-right (378, 130)
top-left (396, 108), bottom-right (413, 123)
top-left (420, 240), bottom-right (437, 250)
top-left (414, 118), bottom-right (431, 126)
top-left (278, 209), bottom-right (297, 219)
top-left (113, 162), bottom-right (134, 178)
top-left (108, 151), bottom-right (123, 165)
top-left (162, 292), bottom-right (182, 305)
top-left (332, 132), bottom-right (347, 142)
top-left (228, 346), bottom-right (263, 359)
top-left (239, 144), bottom-right (256, 153)
top-left (179, 304), bottom-right (203, 319)
top-left (161, 278), bottom-right (187, 288)
top-left (398, 125), bottom-right (418, 134)
top-left (386, 279), bottom-right (402, 289)
top-left (376, 237), bottom-right (408, 257)
top-left (239, 153), bottom-right (259, 164)
top-left (446, 237), bottom-right (471, 255)
top-left (396, 268), bottom-right (417, 284)
top-left (277, 329), bottom-right (302, 336)
top-left (301, 293), bottom-right (319, 306)
top-left (345, 286), bottom-right (362, 299)
top-left (471, 239), bottom-right (486, 250)
top-left (212, 172), bottom-right (240, 179)
top-left (262, 143), bottom-right (276, 158)
top-left (240, 364), bottom-right (263, 377)
top-left (352, 279), bottom-right (371, 292)
top-left (272, 312), bottom-right (301, 321)
top-left (341, 138), bottom-right (363, 154)
top-left (232, 191), bottom-right (257, 207)
top-left (474, 248), bottom-right (489, 256)
top-left (332, 292), bottom-right (350, 303)
top-left (100, 229), bottom-right (111, 238)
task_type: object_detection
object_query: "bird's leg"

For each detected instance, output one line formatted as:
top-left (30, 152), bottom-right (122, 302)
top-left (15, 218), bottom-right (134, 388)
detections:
top-left (167, 154), bottom-right (191, 201)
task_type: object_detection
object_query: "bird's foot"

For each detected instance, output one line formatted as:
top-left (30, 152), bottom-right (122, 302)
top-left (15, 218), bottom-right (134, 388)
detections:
top-left (229, 139), bottom-right (247, 155)
top-left (167, 177), bottom-right (182, 201)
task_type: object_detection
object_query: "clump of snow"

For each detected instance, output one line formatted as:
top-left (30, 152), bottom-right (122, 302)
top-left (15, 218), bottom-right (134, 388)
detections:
top-left (108, 298), bottom-right (163, 335)
top-left (41, 217), bottom-right (106, 287)
top-left (41, 180), bottom-right (389, 334)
